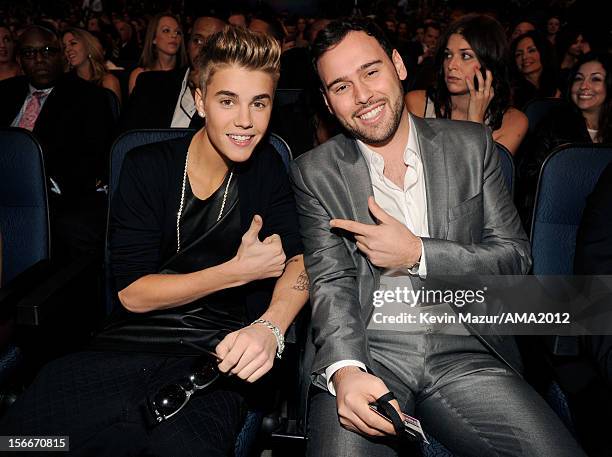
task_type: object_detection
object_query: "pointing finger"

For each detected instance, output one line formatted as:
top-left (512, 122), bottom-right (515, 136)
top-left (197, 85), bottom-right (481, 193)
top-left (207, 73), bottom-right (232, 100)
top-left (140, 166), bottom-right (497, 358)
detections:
top-left (330, 219), bottom-right (373, 236)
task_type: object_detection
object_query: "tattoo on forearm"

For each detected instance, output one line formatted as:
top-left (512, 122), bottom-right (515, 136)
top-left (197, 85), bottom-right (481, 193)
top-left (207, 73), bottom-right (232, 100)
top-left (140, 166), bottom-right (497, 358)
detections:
top-left (286, 258), bottom-right (299, 265)
top-left (292, 270), bottom-right (309, 291)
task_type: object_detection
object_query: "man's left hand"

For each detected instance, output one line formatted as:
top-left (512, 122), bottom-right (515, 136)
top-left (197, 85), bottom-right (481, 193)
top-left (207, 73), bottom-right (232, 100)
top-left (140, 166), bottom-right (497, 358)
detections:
top-left (330, 196), bottom-right (422, 269)
top-left (215, 324), bottom-right (277, 383)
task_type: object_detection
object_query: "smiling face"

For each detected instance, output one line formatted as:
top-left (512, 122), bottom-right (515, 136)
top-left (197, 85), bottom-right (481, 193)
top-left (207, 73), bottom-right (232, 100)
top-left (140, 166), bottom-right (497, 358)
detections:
top-left (195, 65), bottom-right (274, 164)
top-left (0, 27), bottom-right (15, 64)
top-left (571, 61), bottom-right (607, 115)
top-left (514, 36), bottom-right (542, 77)
top-left (443, 33), bottom-right (481, 94)
top-left (316, 31), bottom-right (407, 146)
top-left (153, 16), bottom-right (182, 56)
top-left (62, 32), bottom-right (87, 68)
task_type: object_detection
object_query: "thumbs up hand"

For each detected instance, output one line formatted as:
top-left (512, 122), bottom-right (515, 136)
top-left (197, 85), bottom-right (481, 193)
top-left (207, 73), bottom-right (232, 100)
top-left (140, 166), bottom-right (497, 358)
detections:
top-left (233, 215), bottom-right (286, 282)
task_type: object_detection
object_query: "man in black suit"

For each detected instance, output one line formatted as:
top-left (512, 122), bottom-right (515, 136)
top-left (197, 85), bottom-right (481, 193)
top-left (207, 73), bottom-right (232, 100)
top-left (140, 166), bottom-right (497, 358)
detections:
top-left (120, 16), bottom-right (225, 131)
top-left (0, 26), bottom-right (114, 261)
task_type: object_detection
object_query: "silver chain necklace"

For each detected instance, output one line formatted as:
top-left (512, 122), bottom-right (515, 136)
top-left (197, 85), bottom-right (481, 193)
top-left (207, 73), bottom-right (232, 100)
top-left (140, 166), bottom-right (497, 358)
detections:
top-left (176, 148), bottom-right (233, 253)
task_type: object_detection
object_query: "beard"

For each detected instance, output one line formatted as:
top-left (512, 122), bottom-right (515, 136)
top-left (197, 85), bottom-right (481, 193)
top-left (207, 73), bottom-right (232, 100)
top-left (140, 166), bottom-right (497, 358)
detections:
top-left (338, 89), bottom-right (405, 146)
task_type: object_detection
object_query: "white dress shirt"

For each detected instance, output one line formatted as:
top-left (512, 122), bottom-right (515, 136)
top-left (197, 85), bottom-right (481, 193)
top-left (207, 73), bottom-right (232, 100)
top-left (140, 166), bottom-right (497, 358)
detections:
top-left (170, 69), bottom-right (196, 128)
top-left (325, 115), bottom-right (430, 395)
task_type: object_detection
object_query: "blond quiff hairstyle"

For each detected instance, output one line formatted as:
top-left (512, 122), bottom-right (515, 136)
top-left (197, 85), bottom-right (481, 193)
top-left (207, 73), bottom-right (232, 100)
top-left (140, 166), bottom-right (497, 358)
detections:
top-left (197, 25), bottom-right (281, 94)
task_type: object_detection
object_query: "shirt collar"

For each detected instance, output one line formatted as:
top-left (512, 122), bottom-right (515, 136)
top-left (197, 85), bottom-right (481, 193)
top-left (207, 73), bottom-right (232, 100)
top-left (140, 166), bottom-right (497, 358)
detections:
top-left (28, 84), bottom-right (54, 97)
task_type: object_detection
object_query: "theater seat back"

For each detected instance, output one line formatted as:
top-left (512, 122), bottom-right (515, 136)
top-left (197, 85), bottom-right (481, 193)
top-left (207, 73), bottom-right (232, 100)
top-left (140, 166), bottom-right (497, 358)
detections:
top-left (0, 128), bottom-right (49, 286)
top-left (530, 143), bottom-right (612, 274)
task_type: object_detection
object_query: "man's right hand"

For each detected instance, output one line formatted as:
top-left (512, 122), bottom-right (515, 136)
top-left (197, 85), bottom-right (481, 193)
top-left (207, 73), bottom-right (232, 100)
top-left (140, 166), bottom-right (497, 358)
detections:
top-left (233, 215), bottom-right (286, 283)
top-left (332, 366), bottom-right (402, 437)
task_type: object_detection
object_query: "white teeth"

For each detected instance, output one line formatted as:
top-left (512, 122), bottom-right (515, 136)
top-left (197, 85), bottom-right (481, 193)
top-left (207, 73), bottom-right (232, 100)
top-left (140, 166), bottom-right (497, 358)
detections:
top-left (228, 135), bottom-right (252, 141)
top-left (359, 105), bottom-right (384, 120)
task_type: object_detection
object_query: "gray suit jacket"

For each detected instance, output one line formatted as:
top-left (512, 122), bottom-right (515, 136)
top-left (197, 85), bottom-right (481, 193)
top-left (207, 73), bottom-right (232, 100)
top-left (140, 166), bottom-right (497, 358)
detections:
top-left (289, 115), bottom-right (532, 391)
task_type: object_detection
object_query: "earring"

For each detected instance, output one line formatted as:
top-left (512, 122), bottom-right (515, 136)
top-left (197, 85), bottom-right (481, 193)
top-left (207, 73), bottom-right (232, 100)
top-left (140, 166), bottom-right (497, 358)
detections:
top-left (198, 111), bottom-right (205, 118)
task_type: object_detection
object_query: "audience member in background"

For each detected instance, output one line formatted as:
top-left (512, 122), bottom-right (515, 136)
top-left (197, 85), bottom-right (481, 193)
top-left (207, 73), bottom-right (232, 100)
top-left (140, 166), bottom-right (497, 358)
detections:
top-left (249, 12), bottom-right (312, 90)
top-left (511, 30), bottom-right (560, 108)
top-left (227, 10), bottom-right (247, 27)
top-left (546, 14), bottom-right (561, 45)
top-left (413, 23), bottom-right (425, 44)
top-left (121, 16), bottom-right (224, 130)
top-left (248, 12), bottom-right (285, 44)
top-left (408, 21), bottom-right (442, 90)
top-left (267, 13), bottom-right (340, 156)
top-left (420, 21), bottom-right (441, 62)
top-left (62, 27), bottom-right (121, 103)
top-left (518, 52), bottom-right (612, 228)
top-left (0, 23), bottom-right (21, 81)
top-left (557, 27), bottom-right (591, 73)
top-left (295, 16), bottom-right (308, 47)
top-left (0, 25), bottom-right (114, 262)
top-left (406, 14), bottom-right (528, 154)
top-left (90, 29), bottom-right (122, 70)
top-left (114, 19), bottom-right (139, 63)
top-left (128, 13), bottom-right (187, 94)
top-left (87, 16), bottom-right (101, 33)
top-left (570, 161), bottom-right (612, 457)
top-left (0, 26), bottom-right (307, 456)
top-left (510, 18), bottom-right (536, 41)
top-left (130, 18), bottom-right (145, 48)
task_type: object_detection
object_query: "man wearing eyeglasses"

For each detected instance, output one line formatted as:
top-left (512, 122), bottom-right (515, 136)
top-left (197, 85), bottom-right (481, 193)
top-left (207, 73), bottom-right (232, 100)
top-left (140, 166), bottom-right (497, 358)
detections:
top-left (120, 15), bottom-right (226, 131)
top-left (0, 25), bottom-right (114, 262)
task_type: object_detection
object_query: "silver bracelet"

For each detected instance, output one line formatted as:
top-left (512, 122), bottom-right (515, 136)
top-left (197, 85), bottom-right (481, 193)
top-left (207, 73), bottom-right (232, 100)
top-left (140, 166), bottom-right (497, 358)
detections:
top-left (250, 319), bottom-right (285, 359)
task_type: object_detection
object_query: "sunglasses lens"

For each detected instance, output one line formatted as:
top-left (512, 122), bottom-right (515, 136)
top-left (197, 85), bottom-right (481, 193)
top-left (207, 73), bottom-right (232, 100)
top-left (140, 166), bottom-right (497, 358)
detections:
top-left (191, 362), bottom-right (218, 388)
top-left (153, 384), bottom-right (187, 417)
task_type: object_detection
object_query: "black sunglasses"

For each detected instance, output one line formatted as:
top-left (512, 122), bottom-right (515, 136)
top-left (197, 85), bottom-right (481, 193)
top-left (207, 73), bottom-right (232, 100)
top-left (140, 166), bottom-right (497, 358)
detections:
top-left (19, 46), bottom-right (61, 59)
top-left (149, 347), bottom-right (221, 424)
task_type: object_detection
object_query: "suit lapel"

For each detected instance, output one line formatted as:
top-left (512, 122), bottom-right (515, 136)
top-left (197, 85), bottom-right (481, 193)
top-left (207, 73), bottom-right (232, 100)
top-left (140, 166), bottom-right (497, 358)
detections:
top-left (412, 115), bottom-right (449, 240)
top-left (335, 136), bottom-right (375, 225)
top-left (334, 136), bottom-right (379, 285)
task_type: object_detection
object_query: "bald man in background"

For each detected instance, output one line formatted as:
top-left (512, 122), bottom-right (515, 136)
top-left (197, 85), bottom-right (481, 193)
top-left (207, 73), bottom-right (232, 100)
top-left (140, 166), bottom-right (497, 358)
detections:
top-left (120, 15), bottom-right (225, 130)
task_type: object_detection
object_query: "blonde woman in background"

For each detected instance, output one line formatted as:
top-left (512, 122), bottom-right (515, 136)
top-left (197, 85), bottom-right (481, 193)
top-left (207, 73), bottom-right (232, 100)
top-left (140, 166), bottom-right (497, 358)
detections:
top-left (128, 13), bottom-right (187, 94)
top-left (62, 27), bottom-right (121, 103)
top-left (0, 23), bottom-right (21, 81)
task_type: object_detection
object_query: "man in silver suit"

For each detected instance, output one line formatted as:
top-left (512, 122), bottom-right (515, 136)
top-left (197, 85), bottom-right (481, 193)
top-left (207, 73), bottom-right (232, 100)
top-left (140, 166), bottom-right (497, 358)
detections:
top-left (290, 18), bottom-right (585, 457)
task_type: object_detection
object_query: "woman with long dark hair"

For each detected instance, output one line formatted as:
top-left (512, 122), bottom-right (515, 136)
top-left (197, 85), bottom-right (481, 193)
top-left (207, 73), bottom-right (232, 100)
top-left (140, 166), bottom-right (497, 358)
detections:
top-left (406, 14), bottom-right (528, 154)
top-left (511, 30), bottom-right (560, 108)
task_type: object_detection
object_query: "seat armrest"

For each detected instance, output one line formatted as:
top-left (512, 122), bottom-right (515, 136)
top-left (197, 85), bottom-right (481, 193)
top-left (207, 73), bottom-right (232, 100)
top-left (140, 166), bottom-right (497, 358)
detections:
top-left (13, 255), bottom-right (100, 326)
top-left (0, 260), bottom-right (53, 320)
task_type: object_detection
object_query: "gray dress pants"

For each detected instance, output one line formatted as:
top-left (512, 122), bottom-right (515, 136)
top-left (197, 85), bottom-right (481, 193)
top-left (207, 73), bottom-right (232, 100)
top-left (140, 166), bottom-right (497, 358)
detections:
top-left (307, 332), bottom-right (586, 457)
